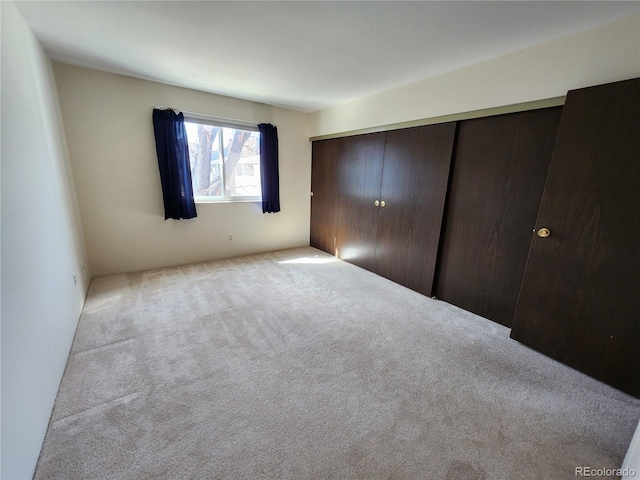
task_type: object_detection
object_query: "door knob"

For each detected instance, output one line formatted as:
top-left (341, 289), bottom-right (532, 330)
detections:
top-left (374, 200), bottom-right (380, 207)
top-left (380, 201), bottom-right (386, 207)
top-left (537, 228), bottom-right (551, 238)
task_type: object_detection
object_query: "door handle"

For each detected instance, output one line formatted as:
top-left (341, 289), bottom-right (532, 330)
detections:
top-left (380, 201), bottom-right (386, 207)
top-left (374, 200), bottom-right (380, 207)
top-left (537, 228), bottom-right (551, 238)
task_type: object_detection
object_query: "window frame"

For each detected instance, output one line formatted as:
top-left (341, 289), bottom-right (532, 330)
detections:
top-left (183, 115), bottom-right (262, 204)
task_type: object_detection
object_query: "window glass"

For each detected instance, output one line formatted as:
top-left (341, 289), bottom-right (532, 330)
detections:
top-left (184, 119), bottom-right (261, 202)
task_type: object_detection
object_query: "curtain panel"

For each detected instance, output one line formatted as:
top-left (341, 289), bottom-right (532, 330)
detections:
top-left (152, 109), bottom-right (197, 220)
top-left (258, 123), bottom-right (281, 213)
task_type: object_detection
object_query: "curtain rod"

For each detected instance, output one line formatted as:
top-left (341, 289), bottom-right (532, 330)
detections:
top-left (153, 105), bottom-right (260, 129)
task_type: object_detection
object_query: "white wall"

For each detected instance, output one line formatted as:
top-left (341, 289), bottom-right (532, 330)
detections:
top-left (0, 2), bottom-right (91, 479)
top-left (53, 63), bottom-right (311, 277)
top-left (310, 15), bottom-right (640, 137)
top-left (623, 420), bottom-right (640, 478)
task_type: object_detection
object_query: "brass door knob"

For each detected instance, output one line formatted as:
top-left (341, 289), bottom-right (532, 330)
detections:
top-left (537, 228), bottom-right (551, 238)
top-left (374, 200), bottom-right (380, 207)
top-left (380, 201), bottom-right (386, 207)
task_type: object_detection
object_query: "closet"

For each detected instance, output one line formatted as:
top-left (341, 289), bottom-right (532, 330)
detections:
top-left (311, 111), bottom-right (558, 306)
top-left (510, 78), bottom-right (640, 397)
top-left (309, 138), bottom-right (340, 255)
top-left (374, 124), bottom-right (456, 295)
top-left (310, 78), bottom-right (639, 396)
top-left (311, 124), bottom-right (456, 296)
top-left (332, 132), bottom-right (385, 274)
top-left (435, 107), bottom-right (562, 327)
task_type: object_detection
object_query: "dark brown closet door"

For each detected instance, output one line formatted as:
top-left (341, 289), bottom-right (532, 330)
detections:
top-left (310, 138), bottom-right (341, 254)
top-left (511, 79), bottom-right (640, 397)
top-left (334, 133), bottom-right (385, 272)
top-left (375, 123), bottom-right (456, 296)
top-left (435, 108), bottom-right (562, 327)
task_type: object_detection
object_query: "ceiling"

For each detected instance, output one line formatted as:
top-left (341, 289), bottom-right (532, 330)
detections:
top-left (15, 1), bottom-right (639, 112)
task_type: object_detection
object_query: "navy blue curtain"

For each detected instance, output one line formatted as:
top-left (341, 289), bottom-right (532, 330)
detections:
top-left (258, 123), bottom-right (280, 213)
top-left (152, 109), bottom-right (197, 220)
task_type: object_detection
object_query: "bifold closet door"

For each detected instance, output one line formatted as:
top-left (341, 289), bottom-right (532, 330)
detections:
top-left (333, 133), bottom-right (385, 272)
top-left (375, 123), bottom-right (456, 296)
top-left (310, 138), bottom-right (341, 254)
top-left (435, 107), bottom-right (562, 327)
top-left (511, 79), bottom-right (640, 397)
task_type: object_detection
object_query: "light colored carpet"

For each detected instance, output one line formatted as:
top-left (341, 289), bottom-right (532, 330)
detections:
top-left (35, 247), bottom-right (639, 479)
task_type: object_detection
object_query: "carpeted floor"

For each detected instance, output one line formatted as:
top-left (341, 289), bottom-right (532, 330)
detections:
top-left (35, 247), bottom-right (639, 479)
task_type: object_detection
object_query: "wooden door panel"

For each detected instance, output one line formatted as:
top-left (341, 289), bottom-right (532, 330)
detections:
top-left (435, 108), bottom-right (562, 327)
top-left (334, 133), bottom-right (385, 272)
top-left (511, 79), bottom-right (640, 396)
top-left (375, 123), bottom-right (456, 296)
top-left (310, 139), bottom-right (341, 254)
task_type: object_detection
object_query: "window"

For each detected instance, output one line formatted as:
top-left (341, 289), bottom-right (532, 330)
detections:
top-left (184, 117), bottom-right (261, 202)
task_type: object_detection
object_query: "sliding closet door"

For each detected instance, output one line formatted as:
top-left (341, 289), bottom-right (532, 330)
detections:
top-left (334, 133), bottom-right (385, 272)
top-left (375, 123), bottom-right (456, 296)
top-left (435, 108), bottom-right (562, 327)
top-left (511, 79), bottom-right (640, 396)
top-left (310, 138), bottom-right (341, 254)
